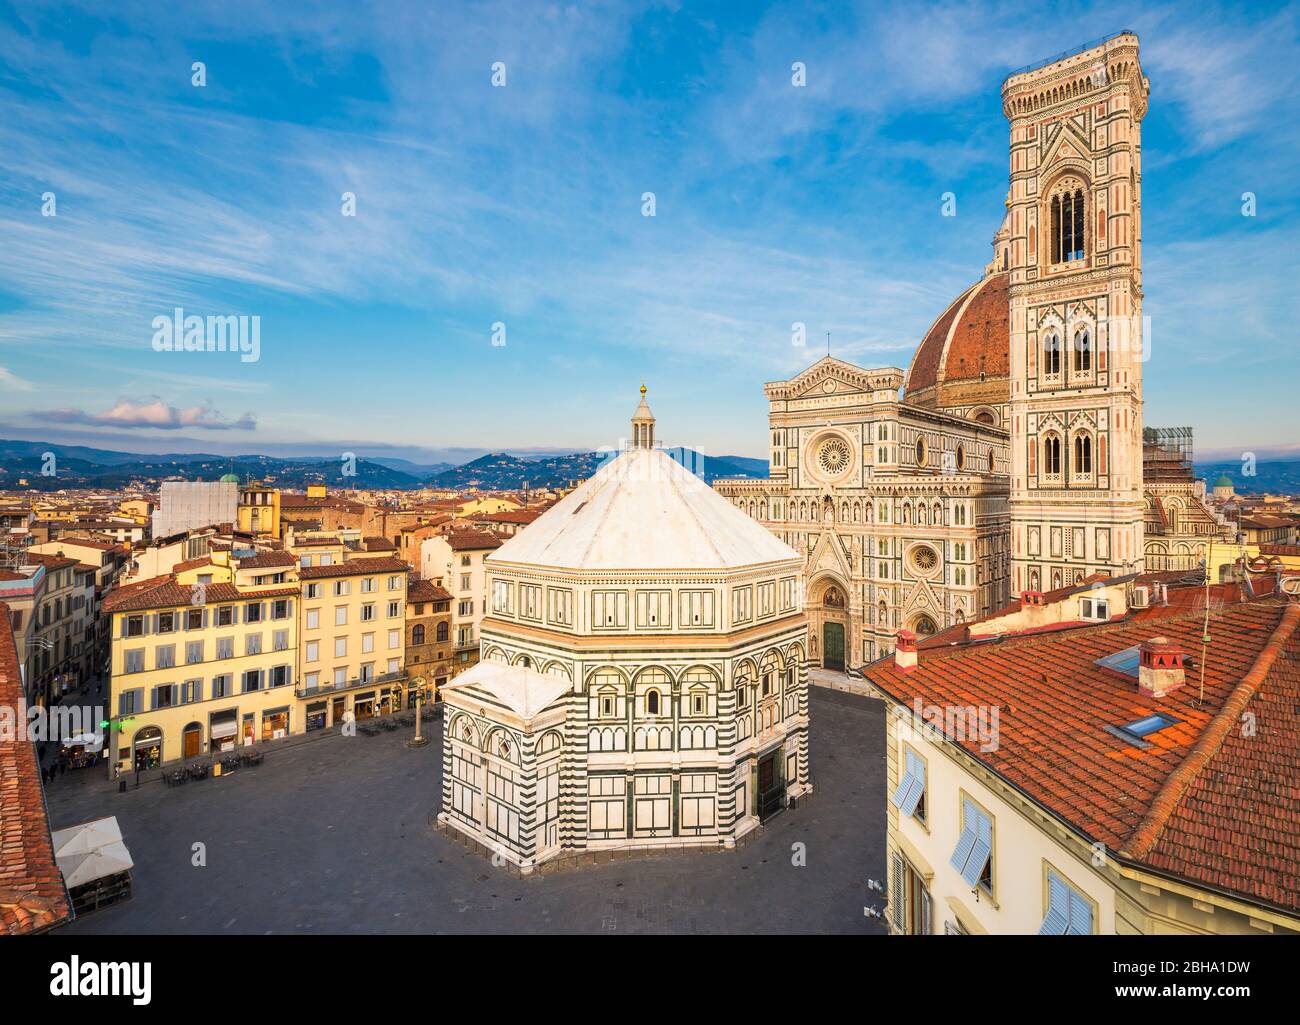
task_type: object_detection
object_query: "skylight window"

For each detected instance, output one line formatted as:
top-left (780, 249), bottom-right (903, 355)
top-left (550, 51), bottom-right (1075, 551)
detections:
top-left (1104, 712), bottom-right (1179, 748)
top-left (1121, 713), bottom-right (1176, 738)
top-left (1095, 644), bottom-right (1141, 678)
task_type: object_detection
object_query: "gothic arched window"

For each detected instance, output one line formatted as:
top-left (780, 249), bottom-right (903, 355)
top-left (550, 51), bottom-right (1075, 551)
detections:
top-left (1074, 434), bottom-right (1092, 474)
top-left (1043, 434), bottom-right (1062, 476)
top-left (1050, 186), bottom-right (1086, 263)
top-left (1073, 327), bottom-right (1092, 373)
top-left (1043, 332), bottom-right (1061, 376)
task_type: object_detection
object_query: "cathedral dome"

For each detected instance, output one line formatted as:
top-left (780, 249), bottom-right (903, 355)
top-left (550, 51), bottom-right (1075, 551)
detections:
top-left (490, 445), bottom-right (799, 573)
top-left (904, 271), bottom-right (1011, 420)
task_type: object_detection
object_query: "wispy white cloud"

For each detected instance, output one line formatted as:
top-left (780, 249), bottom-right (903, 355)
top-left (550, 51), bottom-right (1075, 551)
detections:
top-left (35, 398), bottom-right (257, 431)
top-left (0, 365), bottom-right (34, 390)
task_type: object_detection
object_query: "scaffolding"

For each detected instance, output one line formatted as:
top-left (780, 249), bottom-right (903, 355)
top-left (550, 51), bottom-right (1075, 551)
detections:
top-left (1143, 426), bottom-right (1194, 481)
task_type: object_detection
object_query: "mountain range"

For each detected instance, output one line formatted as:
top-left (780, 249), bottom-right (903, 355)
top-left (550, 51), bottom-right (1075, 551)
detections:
top-left (0, 440), bottom-right (769, 492)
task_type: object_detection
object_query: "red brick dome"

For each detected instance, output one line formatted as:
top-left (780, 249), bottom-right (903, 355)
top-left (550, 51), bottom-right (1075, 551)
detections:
top-left (905, 272), bottom-right (1010, 415)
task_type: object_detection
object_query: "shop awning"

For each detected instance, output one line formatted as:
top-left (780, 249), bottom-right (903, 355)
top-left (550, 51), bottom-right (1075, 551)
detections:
top-left (210, 720), bottom-right (238, 739)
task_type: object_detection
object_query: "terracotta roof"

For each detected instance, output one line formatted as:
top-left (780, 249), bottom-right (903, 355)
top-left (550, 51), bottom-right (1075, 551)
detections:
top-left (43, 536), bottom-right (118, 551)
top-left (0, 604), bottom-right (72, 934)
top-left (361, 536), bottom-right (397, 551)
top-left (407, 577), bottom-right (451, 603)
top-left (172, 556), bottom-right (215, 573)
top-left (235, 550), bottom-right (297, 569)
top-left (478, 510), bottom-right (542, 525)
top-left (444, 530), bottom-right (502, 551)
top-left (297, 556), bottom-right (410, 579)
top-left (865, 598), bottom-right (1300, 914)
top-left (24, 552), bottom-right (78, 572)
top-left (102, 577), bottom-right (298, 613)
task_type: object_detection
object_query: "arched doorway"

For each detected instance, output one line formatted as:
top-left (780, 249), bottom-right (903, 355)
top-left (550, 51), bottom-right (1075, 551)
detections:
top-left (819, 583), bottom-right (848, 671)
top-left (912, 614), bottom-right (938, 637)
top-left (133, 726), bottom-right (163, 771)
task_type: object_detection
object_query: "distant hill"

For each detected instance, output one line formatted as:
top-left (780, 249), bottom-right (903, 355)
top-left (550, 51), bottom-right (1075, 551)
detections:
top-left (1195, 460), bottom-right (1300, 496)
top-left (0, 440), bottom-right (422, 491)
top-left (0, 439), bottom-right (771, 493)
top-left (427, 448), bottom-right (770, 490)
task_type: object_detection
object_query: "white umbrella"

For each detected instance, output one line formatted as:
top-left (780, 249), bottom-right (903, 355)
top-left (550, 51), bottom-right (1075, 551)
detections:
top-left (51, 817), bottom-right (124, 858)
top-left (58, 841), bottom-right (134, 888)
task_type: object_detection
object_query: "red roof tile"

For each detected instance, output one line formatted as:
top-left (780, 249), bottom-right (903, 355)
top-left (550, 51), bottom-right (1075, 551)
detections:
top-left (865, 598), bottom-right (1300, 914)
top-left (0, 604), bottom-right (72, 934)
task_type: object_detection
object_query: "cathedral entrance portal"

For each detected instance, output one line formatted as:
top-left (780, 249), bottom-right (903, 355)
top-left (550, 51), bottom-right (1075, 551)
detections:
top-left (822, 622), bottom-right (845, 672)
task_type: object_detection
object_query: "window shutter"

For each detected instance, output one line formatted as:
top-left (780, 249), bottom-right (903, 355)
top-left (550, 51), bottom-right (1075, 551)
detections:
top-left (202, 608), bottom-right (209, 629)
top-left (119, 617), bottom-right (128, 639)
top-left (1067, 886), bottom-right (1093, 935)
top-left (890, 852), bottom-right (905, 931)
top-left (1039, 872), bottom-right (1071, 935)
top-left (920, 887), bottom-right (932, 935)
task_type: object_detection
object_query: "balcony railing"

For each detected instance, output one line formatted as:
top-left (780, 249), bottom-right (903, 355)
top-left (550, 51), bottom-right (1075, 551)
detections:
top-left (295, 669), bottom-right (407, 699)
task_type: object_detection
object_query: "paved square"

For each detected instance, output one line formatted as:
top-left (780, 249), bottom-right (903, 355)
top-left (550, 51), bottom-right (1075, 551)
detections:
top-left (45, 687), bottom-right (886, 934)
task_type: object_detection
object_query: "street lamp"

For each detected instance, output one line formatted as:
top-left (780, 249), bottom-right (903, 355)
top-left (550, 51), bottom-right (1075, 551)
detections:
top-left (407, 675), bottom-right (430, 748)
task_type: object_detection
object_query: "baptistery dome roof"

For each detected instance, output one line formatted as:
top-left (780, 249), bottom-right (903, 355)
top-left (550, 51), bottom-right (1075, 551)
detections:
top-left (490, 445), bottom-right (799, 573)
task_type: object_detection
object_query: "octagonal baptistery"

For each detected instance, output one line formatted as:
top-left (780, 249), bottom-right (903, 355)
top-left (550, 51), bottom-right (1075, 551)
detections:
top-left (439, 391), bottom-right (811, 873)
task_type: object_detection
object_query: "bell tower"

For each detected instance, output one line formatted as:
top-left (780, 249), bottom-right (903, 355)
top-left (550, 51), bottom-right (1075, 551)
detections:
top-left (1003, 32), bottom-right (1150, 592)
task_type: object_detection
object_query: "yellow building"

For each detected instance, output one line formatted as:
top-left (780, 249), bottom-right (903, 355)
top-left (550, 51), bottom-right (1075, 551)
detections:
top-left (455, 496), bottom-right (521, 516)
top-left (295, 553), bottom-right (409, 729)
top-left (104, 551), bottom-right (300, 770)
top-left (238, 481), bottom-right (281, 539)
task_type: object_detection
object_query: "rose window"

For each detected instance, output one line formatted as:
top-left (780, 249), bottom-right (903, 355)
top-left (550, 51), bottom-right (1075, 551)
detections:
top-left (818, 438), bottom-right (851, 476)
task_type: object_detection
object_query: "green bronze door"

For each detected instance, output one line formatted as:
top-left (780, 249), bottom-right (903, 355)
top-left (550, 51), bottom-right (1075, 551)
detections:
top-left (823, 622), bottom-right (845, 671)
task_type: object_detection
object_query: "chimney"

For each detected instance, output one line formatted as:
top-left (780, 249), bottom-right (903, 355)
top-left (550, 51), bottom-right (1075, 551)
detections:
top-left (1138, 637), bottom-right (1185, 697)
top-left (894, 629), bottom-right (918, 672)
top-left (1020, 590), bottom-right (1046, 606)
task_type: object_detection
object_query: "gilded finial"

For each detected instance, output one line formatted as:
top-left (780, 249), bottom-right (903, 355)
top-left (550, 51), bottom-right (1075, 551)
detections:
top-left (640, 383), bottom-right (647, 396)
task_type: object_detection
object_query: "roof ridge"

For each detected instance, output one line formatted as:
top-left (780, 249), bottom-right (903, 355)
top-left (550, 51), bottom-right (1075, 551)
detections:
top-left (917, 598), bottom-right (1273, 665)
top-left (662, 449), bottom-right (729, 565)
top-left (1120, 601), bottom-right (1300, 860)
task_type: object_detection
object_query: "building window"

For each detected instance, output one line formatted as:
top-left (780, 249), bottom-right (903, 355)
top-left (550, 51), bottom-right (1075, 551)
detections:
top-left (1039, 867), bottom-right (1095, 934)
top-left (1042, 332), bottom-right (1061, 376)
top-left (646, 689), bottom-right (660, 716)
top-left (1042, 434), bottom-right (1062, 477)
top-left (950, 796), bottom-right (994, 896)
top-left (1074, 434), bottom-right (1092, 475)
top-left (890, 746), bottom-right (926, 822)
top-left (1050, 186), bottom-right (1085, 263)
top-left (1073, 327), bottom-right (1091, 372)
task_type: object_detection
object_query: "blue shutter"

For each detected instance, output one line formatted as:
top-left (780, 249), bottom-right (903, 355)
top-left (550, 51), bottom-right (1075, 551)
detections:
top-left (1067, 887), bottom-right (1093, 935)
top-left (950, 827), bottom-right (977, 877)
top-left (890, 852), bottom-right (905, 930)
top-left (1039, 872), bottom-right (1070, 934)
top-left (963, 807), bottom-right (993, 886)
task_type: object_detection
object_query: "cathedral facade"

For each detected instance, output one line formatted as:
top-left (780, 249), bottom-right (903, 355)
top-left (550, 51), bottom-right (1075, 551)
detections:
top-left (714, 359), bottom-right (1011, 669)
top-left (719, 34), bottom-right (1224, 671)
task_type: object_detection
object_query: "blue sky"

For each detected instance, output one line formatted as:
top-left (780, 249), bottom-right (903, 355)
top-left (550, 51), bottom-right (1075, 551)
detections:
top-left (0, 0), bottom-right (1297, 463)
